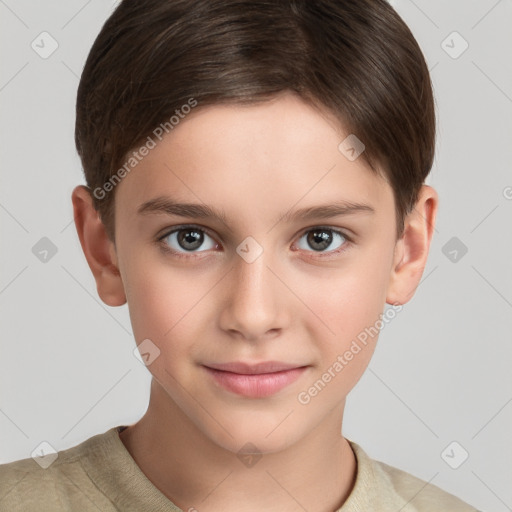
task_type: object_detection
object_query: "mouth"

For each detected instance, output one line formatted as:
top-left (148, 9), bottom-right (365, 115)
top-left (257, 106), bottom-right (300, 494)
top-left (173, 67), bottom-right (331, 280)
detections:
top-left (202, 361), bottom-right (310, 398)
top-left (203, 360), bottom-right (308, 374)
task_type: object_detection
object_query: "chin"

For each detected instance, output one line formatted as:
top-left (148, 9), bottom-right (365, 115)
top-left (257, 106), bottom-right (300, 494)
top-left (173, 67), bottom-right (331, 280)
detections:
top-left (202, 415), bottom-right (303, 456)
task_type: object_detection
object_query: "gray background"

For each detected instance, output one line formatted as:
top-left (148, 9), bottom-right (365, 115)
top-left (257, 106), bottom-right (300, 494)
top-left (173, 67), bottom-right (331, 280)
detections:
top-left (1, 0), bottom-right (511, 510)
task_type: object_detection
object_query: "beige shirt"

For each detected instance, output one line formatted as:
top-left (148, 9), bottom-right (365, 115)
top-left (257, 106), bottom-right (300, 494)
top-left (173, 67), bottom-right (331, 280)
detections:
top-left (0, 426), bottom-right (477, 511)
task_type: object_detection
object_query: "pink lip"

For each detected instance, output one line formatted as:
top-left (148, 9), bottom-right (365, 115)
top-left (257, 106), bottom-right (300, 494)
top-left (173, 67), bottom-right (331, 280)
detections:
top-left (203, 362), bottom-right (309, 398)
top-left (204, 360), bottom-right (309, 374)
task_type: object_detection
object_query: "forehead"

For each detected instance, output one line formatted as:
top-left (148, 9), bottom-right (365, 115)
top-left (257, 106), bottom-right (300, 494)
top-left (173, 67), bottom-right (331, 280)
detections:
top-left (114, 93), bottom-right (393, 226)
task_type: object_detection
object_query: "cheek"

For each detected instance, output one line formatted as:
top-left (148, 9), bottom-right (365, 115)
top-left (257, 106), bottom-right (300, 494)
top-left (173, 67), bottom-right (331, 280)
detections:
top-left (295, 253), bottom-right (392, 384)
top-left (122, 256), bottom-right (202, 349)
top-left (300, 256), bottom-right (390, 337)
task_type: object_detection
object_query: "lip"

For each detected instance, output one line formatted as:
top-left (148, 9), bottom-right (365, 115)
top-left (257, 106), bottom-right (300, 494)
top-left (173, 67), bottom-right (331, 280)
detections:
top-left (202, 361), bottom-right (309, 398)
top-left (204, 361), bottom-right (306, 375)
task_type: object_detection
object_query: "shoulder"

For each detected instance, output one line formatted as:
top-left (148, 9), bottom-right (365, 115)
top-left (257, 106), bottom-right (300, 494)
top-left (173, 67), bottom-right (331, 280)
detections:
top-left (348, 441), bottom-right (479, 512)
top-left (376, 459), bottom-right (478, 511)
top-left (0, 430), bottom-right (116, 512)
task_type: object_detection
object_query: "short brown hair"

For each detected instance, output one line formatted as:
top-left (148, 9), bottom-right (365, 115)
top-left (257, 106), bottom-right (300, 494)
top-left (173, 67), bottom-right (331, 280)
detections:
top-left (75, 0), bottom-right (436, 242)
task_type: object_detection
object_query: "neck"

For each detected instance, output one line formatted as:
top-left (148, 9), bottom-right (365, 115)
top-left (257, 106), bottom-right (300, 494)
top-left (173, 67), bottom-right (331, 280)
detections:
top-left (119, 379), bottom-right (357, 512)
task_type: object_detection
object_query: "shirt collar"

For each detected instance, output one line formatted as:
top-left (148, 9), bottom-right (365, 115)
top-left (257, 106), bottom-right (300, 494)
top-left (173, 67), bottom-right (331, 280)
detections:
top-left (79, 425), bottom-right (412, 511)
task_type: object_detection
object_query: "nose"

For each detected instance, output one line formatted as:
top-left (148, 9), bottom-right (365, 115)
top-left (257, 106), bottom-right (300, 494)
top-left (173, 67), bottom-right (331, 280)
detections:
top-left (217, 245), bottom-right (290, 342)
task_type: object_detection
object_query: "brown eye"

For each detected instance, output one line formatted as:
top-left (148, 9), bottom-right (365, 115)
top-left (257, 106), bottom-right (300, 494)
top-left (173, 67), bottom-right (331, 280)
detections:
top-left (176, 228), bottom-right (204, 251)
top-left (160, 226), bottom-right (217, 254)
top-left (296, 228), bottom-right (348, 254)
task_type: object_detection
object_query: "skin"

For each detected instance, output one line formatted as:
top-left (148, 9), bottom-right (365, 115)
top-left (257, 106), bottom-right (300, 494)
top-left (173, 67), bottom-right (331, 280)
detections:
top-left (72, 91), bottom-right (438, 512)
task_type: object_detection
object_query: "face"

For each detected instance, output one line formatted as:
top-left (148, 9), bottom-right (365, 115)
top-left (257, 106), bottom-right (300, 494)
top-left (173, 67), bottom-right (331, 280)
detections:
top-left (111, 92), bottom-right (399, 454)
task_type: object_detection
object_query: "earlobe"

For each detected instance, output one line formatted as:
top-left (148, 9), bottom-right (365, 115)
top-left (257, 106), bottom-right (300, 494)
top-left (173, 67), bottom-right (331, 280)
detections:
top-left (386, 185), bottom-right (438, 305)
top-left (71, 185), bottom-right (127, 307)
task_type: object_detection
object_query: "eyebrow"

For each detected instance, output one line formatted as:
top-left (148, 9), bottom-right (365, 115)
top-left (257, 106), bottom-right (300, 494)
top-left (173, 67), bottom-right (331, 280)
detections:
top-left (137, 196), bottom-right (375, 227)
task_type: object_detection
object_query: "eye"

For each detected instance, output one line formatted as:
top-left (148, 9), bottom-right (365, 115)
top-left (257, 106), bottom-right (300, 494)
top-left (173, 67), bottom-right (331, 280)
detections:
top-left (294, 227), bottom-right (349, 255)
top-left (157, 224), bottom-right (351, 259)
top-left (158, 225), bottom-right (218, 256)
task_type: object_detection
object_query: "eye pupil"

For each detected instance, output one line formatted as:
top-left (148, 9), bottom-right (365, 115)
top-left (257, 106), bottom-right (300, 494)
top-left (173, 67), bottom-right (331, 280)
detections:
top-left (178, 229), bottom-right (203, 250)
top-left (307, 229), bottom-right (332, 251)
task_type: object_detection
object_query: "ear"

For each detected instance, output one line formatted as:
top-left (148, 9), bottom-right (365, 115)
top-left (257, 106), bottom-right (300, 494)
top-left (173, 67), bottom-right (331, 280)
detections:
top-left (386, 185), bottom-right (438, 305)
top-left (71, 185), bottom-right (126, 307)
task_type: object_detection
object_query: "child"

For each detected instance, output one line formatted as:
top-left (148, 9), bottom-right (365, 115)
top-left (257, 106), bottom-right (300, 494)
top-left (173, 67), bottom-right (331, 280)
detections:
top-left (0, 0), bottom-right (479, 510)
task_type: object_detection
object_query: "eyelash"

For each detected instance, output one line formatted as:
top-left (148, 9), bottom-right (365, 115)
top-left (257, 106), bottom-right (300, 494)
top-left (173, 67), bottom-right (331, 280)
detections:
top-left (156, 224), bottom-right (353, 260)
